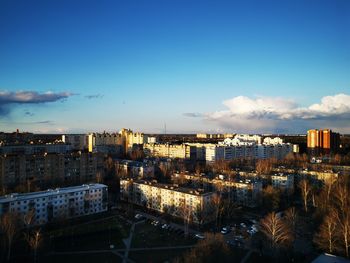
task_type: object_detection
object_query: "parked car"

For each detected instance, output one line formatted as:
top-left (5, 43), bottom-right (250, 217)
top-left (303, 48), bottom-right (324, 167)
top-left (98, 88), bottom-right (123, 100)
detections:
top-left (195, 233), bottom-right (205, 239)
top-left (221, 227), bottom-right (230, 234)
top-left (151, 220), bottom-right (160, 226)
top-left (161, 224), bottom-right (170, 229)
top-left (134, 213), bottom-right (144, 220)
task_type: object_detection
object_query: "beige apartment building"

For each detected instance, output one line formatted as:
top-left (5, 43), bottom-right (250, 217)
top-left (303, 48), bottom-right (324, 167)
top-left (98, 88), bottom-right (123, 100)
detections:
top-left (86, 129), bottom-right (147, 153)
top-left (0, 152), bottom-right (101, 190)
top-left (143, 143), bottom-right (196, 159)
top-left (120, 179), bottom-right (215, 224)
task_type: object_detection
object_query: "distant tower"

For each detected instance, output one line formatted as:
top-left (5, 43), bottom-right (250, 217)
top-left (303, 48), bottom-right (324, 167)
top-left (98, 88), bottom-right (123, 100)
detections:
top-left (164, 122), bottom-right (167, 135)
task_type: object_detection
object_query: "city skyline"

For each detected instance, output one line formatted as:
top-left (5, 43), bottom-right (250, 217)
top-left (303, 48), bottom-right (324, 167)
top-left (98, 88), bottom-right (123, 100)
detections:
top-left (1, 0), bottom-right (350, 134)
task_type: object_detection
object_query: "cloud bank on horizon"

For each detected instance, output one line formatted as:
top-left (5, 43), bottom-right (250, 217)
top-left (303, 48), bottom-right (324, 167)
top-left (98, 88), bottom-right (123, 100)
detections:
top-left (186, 93), bottom-right (350, 133)
top-left (0, 90), bottom-right (74, 117)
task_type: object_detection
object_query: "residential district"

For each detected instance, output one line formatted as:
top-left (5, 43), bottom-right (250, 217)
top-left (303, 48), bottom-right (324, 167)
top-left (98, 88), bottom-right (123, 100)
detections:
top-left (0, 128), bottom-right (350, 263)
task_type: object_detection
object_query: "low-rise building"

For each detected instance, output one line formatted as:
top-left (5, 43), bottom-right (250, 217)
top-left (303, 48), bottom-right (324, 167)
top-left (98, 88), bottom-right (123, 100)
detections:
top-left (211, 178), bottom-right (262, 207)
top-left (0, 184), bottom-right (108, 225)
top-left (271, 174), bottom-right (294, 193)
top-left (299, 170), bottom-right (339, 182)
top-left (233, 180), bottom-right (262, 207)
top-left (115, 159), bottom-right (154, 178)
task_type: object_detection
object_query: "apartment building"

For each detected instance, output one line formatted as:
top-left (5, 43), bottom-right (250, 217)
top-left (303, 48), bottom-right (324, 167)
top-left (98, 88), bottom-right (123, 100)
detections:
top-left (0, 184), bottom-right (108, 225)
top-left (233, 180), bottom-right (262, 207)
top-left (87, 132), bottom-right (123, 153)
top-left (205, 144), bottom-right (225, 162)
top-left (115, 159), bottom-right (154, 178)
top-left (0, 152), bottom-right (101, 190)
top-left (185, 143), bottom-right (207, 160)
top-left (0, 143), bottom-right (72, 155)
top-left (196, 133), bottom-right (235, 139)
top-left (211, 178), bottom-right (262, 207)
top-left (120, 179), bottom-right (215, 224)
top-left (144, 143), bottom-right (196, 160)
top-left (307, 129), bottom-right (340, 153)
top-left (299, 170), bottom-right (339, 182)
top-left (147, 137), bottom-right (157, 144)
top-left (118, 128), bottom-right (148, 153)
top-left (271, 174), bottom-right (294, 193)
top-left (62, 134), bottom-right (87, 151)
top-left (205, 144), bottom-right (292, 162)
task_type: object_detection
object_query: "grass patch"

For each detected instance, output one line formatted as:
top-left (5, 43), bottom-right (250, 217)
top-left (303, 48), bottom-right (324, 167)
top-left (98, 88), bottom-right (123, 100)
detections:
top-left (129, 248), bottom-right (191, 263)
top-left (132, 223), bottom-right (196, 248)
top-left (48, 216), bottom-right (130, 238)
top-left (42, 252), bottom-right (122, 263)
top-left (50, 217), bottom-right (131, 251)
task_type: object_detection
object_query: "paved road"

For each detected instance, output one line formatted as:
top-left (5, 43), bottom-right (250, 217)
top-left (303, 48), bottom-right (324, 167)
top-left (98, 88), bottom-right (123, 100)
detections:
top-left (122, 222), bottom-right (135, 263)
top-left (122, 220), bottom-right (145, 263)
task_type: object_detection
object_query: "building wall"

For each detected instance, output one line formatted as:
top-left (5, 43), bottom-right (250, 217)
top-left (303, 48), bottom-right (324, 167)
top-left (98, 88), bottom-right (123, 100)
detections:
top-left (0, 152), bottom-right (100, 190)
top-left (144, 144), bottom-right (195, 159)
top-left (62, 134), bottom-right (87, 150)
top-left (271, 174), bottom-right (294, 192)
top-left (121, 180), bottom-right (214, 224)
top-left (0, 184), bottom-right (108, 225)
top-left (307, 129), bottom-right (340, 152)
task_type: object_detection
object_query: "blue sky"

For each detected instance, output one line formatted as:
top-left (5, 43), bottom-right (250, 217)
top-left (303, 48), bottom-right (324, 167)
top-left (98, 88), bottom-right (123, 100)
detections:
top-left (0, 0), bottom-right (349, 133)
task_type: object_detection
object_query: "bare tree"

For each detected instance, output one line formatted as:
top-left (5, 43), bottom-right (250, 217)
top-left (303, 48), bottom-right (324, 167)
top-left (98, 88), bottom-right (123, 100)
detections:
top-left (285, 207), bottom-right (298, 238)
top-left (260, 212), bottom-right (292, 250)
top-left (336, 210), bottom-right (350, 257)
top-left (299, 178), bottom-right (311, 212)
top-left (256, 159), bottom-right (274, 175)
top-left (0, 212), bottom-right (18, 261)
top-left (262, 185), bottom-right (280, 211)
top-left (334, 154), bottom-right (342, 165)
top-left (23, 209), bottom-right (35, 232)
top-left (195, 162), bottom-right (202, 177)
top-left (314, 210), bottom-right (339, 254)
top-left (25, 229), bottom-right (42, 263)
top-left (324, 174), bottom-right (337, 203)
top-left (212, 193), bottom-right (225, 229)
top-left (334, 183), bottom-right (349, 214)
top-left (95, 171), bottom-right (102, 183)
top-left (177, 199), bottom-right (192, 237)
top-left (177, 233), bottom-right (230, 263)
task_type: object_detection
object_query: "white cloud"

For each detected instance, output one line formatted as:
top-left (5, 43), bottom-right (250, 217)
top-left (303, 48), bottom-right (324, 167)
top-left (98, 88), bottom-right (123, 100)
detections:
top-left (198, 93), bottom-right (350, 133)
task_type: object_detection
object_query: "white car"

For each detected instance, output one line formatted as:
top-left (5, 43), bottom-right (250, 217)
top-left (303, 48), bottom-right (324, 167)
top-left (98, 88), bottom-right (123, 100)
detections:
top-left (134, 214), bottom-right (144, 219)
top-left (221, 227), bottom-right (230, 234)
top-left (153, 220), bottom-right (160, 226)
top-left (195, 234), bottom-right (205, 239)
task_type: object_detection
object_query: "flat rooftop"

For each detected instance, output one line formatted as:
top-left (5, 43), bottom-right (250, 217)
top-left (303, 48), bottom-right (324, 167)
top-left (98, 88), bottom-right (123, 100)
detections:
top-left (133, 180), bottom-right (212, 196)
top-left (0, 183), bottom-right (107, 203)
